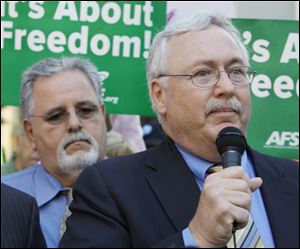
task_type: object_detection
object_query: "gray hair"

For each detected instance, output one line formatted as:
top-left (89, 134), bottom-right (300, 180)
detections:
top-left (146, 11), bottom-right (249, 116)
top-left (20, 57), bottom-right (103, 118)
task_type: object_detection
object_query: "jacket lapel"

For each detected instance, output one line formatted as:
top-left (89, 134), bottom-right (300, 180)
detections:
top-left (145, 137), bottom-right (200, 231)
top-left (249, 149), bottom-right (299, 247)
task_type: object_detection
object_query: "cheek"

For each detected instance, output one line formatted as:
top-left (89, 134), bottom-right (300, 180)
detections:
top-left (166, 89), bottom-right (208, 122)
top-left (86, 121), bottom-right (107, 145)
top-left (32, 124), bottom-right (64, 154)
top-left (241, 94), bottom-right (251, 116)
top-left (36, 135), bottom-right (60, 154)
top-left (243, 105), bottom-right (251, 124)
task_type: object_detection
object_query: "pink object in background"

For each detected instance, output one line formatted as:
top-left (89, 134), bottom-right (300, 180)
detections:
top-left (109, 114), bottom-right (146, 152)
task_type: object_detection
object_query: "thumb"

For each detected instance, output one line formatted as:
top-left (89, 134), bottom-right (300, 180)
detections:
top-left (250, 177), bottom-right (263, 192)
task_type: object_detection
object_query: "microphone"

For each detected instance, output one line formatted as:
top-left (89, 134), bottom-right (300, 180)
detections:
top-left (215, 126), bottom-right (247, 168)
top-left (215, 126), bottom-right (247, 247)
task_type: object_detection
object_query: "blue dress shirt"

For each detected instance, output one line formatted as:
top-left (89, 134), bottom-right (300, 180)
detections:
top-left (176, 145), bottom-right (275, 248)
top-left (2, 163), bottom-right (67, 248)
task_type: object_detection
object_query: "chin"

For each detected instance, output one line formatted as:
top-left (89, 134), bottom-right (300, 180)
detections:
top-left (206, 124), bottom-right (239, 142)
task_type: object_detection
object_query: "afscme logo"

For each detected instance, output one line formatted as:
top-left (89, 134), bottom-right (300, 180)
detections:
top-left (265, 131), bottom-right (299, 148)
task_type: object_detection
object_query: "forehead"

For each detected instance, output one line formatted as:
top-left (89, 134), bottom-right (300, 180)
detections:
top-left (166, 25), bottom-right (247, 70)
top-left (32, 70), bottom-right (99, 112)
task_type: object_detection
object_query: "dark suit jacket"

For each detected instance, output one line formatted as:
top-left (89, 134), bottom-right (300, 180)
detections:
top-left (1, 183), bottom-right (46, 248)
top-left (60, 137), bottom-right (299, 248)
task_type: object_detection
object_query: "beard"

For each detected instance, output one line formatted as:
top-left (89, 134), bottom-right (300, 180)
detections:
top-left (56, 131), bottom-right (99, 174)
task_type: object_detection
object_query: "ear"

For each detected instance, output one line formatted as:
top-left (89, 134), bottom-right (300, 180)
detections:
top-left (150, 79), bottom-right (167, 115)
top-left (23, 119), bottom-right (37, 150)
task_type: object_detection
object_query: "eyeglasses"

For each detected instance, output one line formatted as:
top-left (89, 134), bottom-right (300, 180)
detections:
top-left (31, 104), bottom-right (101, 126)
top-left (158, 66), bottom-right (256, 88)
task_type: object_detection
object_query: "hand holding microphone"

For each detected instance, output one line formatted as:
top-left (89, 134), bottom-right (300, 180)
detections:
top-left (216, 127), bottom-right (263, 247)
top-left (188, 127), bottom-right (262, 248)
top-left (215, 126), bottom-right (263, 202)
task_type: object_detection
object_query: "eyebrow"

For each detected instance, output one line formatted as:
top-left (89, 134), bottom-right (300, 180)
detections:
top-left (75, 101), bottom-right (99, 108)
top-left (225, 58), bottom-right (248, 67)
top-left (189, 57), bottom-right (248, 70)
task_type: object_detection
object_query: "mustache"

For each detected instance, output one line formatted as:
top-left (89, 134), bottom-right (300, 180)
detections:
top-left (60, 131), bottom-right (93, 150)
top-left (205, 97), bottom-right (244, 116)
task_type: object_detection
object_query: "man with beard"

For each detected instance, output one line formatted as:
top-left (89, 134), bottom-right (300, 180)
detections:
top-left (60, 11), bottom-right (298, 248)
top-left (2, 57), bottom-right (107, 248)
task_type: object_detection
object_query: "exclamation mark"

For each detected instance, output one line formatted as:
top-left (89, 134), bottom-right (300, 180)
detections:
top-left (143, 30), bottom-right (152, 59)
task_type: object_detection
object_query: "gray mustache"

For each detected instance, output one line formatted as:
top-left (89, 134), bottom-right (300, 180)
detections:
top-left (205, 97), bottom-right (243, 116)
top-left (61, 132), bottom-right (92, 149)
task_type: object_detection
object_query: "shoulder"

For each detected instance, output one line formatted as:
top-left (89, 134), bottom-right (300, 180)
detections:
top-left (250, 149), bottom-right (299, 176)
top-left (1, 183), bottom-right (45, 248)
top-left (1, 164), bottom-right (42, 195)
top-left (103, 149), bottom-right (153, 168)
top-left (1, 183), bottom-right (36, 209)
top-left (84, 137), bottom-right (178, 177)
top-left (97, 137), bottom-right (176, 172)
top-left (2, 163), bottom-right (40, 181)
top-left (1, 160), bottom-right (16, 175)
top-left (75, 145), bottom-right (166, 194)
top-left (86, 149), bottom-right (155, 180)
top-left (251, 149), bottom-right (298, 166)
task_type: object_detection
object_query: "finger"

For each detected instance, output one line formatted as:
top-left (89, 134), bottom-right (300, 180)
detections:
top-left (250, 177), bottom-right (263, 192)
top-left (216, 167), bottom-right (260, 192)
top-left (226, 191), bottom-right (252, 211)
top-left (230, 206), bottom-right (250, 230)
top-left (217, 167), bottom-right (250, 181)
top-left (209, 174), bottom-right (255, 194)
top-left (223, 179), bottom-right (251, 194)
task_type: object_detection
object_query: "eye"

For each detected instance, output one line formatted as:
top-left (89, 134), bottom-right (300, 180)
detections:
top-left (194, 69), bottom-right (211, 78)
top-left (45, 112), bottom-right (66, 123)
top-left (231, 68), bottom-right (246, 76)
top-left (77, 106), bottom-right (98, 118)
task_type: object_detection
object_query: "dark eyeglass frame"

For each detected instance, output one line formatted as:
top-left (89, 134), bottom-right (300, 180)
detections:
top-left (30, 104), bottom-right (102, 126)
top-left (157, 66), bottom-right (256, 88)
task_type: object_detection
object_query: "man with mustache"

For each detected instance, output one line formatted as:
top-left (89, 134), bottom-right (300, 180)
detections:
top-left (60, 11), bottom-right (299, 248)
top-left (2, 57), bottom-right (107, 248)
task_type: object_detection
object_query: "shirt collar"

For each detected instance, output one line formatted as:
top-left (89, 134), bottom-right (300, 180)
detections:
top-left (34, 163), bottom-right (65, 207)
top-left (176, 144), bottom-right (249, 182)
top-left (175, 144), bottom-right (214, 183)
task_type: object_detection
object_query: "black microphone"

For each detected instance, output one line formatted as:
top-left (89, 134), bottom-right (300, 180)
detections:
top-left (215, 126), bottom-right (247, 248)
top-left (215, 126), bottom-right (247, 168)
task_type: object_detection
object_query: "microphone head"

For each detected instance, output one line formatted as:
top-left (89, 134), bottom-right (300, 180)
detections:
top-left (216, 126), bottom-right (247, 155)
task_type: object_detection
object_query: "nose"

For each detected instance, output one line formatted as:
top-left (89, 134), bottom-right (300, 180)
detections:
top-left (214, 71), bottom-right (235, 98)
top-left (67, 110), bottom-right (82, 133)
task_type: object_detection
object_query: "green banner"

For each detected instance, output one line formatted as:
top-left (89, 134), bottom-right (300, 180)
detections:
top-left (233, 19), bottom-right (299, 160)
top-left (1, 6), bottom-right (299, 160)
top-left (1, 1), bottom-right (166, 115)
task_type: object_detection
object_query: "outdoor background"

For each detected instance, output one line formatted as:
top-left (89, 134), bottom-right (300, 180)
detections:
top-left (1, 1), bottom-right (299, 161)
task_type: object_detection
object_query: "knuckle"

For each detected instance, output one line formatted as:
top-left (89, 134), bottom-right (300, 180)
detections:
top-left (218, 202), bottom-right (231, 216)
top-left (242, 193), bottom-right (252, 210)
top-left (241, 180), bottom-right (250, 192)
